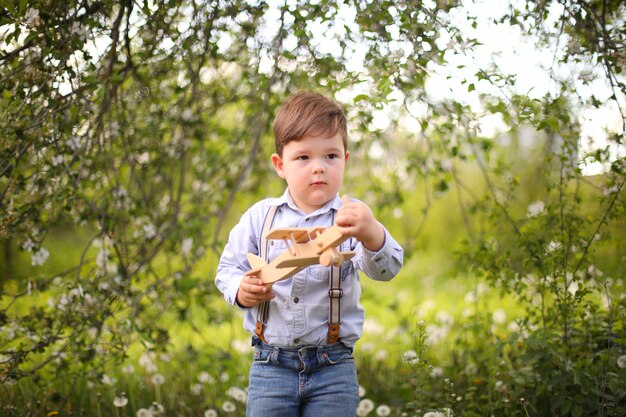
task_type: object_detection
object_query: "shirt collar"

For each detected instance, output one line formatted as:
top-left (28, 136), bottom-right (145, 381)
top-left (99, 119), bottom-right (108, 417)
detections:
top-left (273, 188), bottom-right (342, 215)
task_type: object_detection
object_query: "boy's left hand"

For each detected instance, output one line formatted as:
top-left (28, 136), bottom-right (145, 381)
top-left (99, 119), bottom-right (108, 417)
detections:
top-left (336, 195), bottom-right (385, 252)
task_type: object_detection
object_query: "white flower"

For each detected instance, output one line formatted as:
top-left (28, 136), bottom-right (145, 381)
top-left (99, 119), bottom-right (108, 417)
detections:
top-left (358, 385), bottom-right (366, 398)
top-left (376, 405), bottom-right (391, 416)
top-left (204, 410), bottom-right (218, 417)
top-left (402, 350), bottom-right (419, 365)
top-left (150, 402), bottom-right (164, 415)
top-left (51, 155), bottom-right (64, 166)
top-left (226, 386), bottom-right (247, 403)
top-left (143, 223), bottom-right (157, 239)
top-left (435, 310), bottom-right (454, 326)
top-left (122, 364), bottom-right (135, 374)
top-left (617, 354), bottom-right (626, 368)
top-left (357, 399), bottom-right (375, 416)
top-left (198, 371), bottom-right (214, 383)
top-left (25, 8), bottom-right (41, 27)
top-left (222, 401), bottom-right (236, 413)
top-left (191, 383), bottom-right (203, 395)
top-left (67, 136), bottom-right (82, 150)
top-left (492, 309), bottom-right (506, 324)
top-left (375, 349), bottom-right (389, 361)
top-left (136, 408), bottom-right (153, 417)
top-left (113, 395), bottom-right (128, 407)
top-left (139, 352), bottom-right (154, 368)
top-left (31, 247), bottom-right (49, 266)
top-left (423, 412), bottom-right (445, 417)
top-left (430, 366), bottom-right (444, 377)
top-left (181, 108), bottom-right (194, 121)
top-left (101, 374), bottom-right (116, 386)
top-left (527, 200), bottom-right (545, 218)
top-left (151, 373), bottom-right (165, 385)
top-left (22, 238), bottom-right (35, 251)
top-left (181, 237), bottom-right (194, 257)
top-left (547, 240), bottom-right (561, 253)
top-left (136, 152), bottom-right (150, 164)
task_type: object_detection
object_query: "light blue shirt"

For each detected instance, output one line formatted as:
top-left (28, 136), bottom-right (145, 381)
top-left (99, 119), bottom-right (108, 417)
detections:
top-left (215, 189), bottom-right (404, 347)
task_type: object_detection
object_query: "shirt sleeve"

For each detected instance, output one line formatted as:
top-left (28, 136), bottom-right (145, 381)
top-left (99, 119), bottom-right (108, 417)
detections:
top-left (353, 226), bottom-right (403, 281)
top-left (214, 207), bottom-right (259, 308)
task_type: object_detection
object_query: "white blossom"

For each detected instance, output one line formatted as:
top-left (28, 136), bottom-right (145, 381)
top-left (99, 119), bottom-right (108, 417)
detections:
top-left (402, 350), bottom-right (419, 365)
top-left (31, 247), bottom-right (50, 266)
top-left (617, 354), bottom-right (626, 368)
top-left (182, 237), bottom-right (194, 257)
top-left (22, 238), bottom-right (35, 251)
top-left (204, 410), bottom-right (218, 417)
top-left (51, 155), bottom-right (65, 166)
top-left (25, 8), bottom-right (41, 27)
top-left (526, 200), bottom-right (545, 217)
top-left (492, 309), bottom-right (507, 324)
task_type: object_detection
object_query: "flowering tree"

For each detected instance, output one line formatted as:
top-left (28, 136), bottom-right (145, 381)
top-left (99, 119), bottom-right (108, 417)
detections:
top-left (1, 0), bottom-right (625, 415)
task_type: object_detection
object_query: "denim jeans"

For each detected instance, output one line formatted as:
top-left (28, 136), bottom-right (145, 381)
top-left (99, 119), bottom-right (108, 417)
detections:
top-left (246, 337), bottom-right (359, 417)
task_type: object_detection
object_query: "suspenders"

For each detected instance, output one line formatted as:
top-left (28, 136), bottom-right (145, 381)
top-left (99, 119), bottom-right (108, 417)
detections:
top-left (255, 205), bottom-right (343, 344)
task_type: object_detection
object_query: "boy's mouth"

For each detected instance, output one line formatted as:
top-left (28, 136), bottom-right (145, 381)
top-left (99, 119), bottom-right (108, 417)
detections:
top-left (311, 180), bottom-right (326, 186)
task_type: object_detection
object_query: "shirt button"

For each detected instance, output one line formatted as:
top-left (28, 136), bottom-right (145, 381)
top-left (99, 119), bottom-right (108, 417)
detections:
top-left (294, 338), bottom-right (300, 344)
top-left (293, 297), bottom-right (299, 304)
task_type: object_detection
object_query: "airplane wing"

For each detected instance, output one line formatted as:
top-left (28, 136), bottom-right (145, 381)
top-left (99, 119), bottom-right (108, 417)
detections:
top-left (264, 227), bottom-right (325, 243)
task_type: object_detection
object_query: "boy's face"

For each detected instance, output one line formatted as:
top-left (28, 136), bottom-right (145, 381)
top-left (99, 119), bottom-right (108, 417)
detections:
top-left (271, 132), bottom-right (349, 214)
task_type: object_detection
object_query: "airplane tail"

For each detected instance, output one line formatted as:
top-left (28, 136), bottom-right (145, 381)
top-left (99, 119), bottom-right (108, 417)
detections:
top-left (246, 253), bottom-right (267, 274)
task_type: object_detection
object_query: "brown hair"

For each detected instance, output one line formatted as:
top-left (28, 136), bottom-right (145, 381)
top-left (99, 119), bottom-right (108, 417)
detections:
top-left (272, 91), bottom-right (348, 156)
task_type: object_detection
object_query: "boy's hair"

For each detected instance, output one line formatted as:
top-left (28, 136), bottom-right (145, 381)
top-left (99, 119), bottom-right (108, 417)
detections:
top-left (273, 91), bottom-right (348, 156)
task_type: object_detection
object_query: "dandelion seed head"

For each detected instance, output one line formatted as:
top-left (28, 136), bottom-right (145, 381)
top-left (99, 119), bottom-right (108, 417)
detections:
top-left (222, 400), bottom-right (236, 413)
top-left (136, 408), bottom-right (153, 417)
top-left (151, 373), bottom-right (165, 386)
top-left (357, 398), bottom-right (375, 416)
top-left (113, 395), bottom-right (128, 407)
top-left (204, 410), bottom-right (218, 417)
top-left (617, 354), bottom-right (626, 368)
top-left (376, 404), bottom-right (391, 416)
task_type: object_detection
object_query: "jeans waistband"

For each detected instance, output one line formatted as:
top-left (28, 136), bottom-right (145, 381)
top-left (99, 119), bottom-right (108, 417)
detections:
top-left (251, 336), bottom-right (353, 373)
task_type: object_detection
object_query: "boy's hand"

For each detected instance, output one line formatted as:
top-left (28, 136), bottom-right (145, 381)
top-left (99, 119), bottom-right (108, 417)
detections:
top-left (236, 275), bottom-right (275, 308)
top-left (336, 195), bottom-right (385, 252)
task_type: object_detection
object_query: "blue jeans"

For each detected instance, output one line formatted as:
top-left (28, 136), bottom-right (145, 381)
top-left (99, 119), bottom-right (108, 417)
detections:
top-left (246, 337), bottom-right (359, 417)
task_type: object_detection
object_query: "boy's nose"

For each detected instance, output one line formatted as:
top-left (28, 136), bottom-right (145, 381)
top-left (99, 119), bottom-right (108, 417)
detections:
top-left (312, 163), bottom-right (325, 174)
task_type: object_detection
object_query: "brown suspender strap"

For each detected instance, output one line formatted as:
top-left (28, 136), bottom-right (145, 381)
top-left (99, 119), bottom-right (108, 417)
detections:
top-left (327, 210), bottom-right (342, 344)
top-left (255, 205), bottom-right (278, 343)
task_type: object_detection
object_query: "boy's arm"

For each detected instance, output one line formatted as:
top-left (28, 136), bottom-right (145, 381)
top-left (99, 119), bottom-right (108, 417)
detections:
top-left (336, 195), bottom-right (403, 281)
top-left (215, 209), bottom-right (265, 308)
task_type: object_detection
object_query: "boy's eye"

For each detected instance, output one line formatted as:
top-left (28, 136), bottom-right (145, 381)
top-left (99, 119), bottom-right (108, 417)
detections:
top-left (296, 155), bottom-right (309, 161)
top-left (326, 154), bottom-right (338, 160)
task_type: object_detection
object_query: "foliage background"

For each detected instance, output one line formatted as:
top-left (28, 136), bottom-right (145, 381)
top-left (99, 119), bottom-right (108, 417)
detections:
top-left (1, 0), bottom-right (625, 416)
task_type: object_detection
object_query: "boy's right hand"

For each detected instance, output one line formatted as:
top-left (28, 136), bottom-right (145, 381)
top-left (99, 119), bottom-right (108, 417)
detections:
top-left (236, 275), bottom-right (275, 308)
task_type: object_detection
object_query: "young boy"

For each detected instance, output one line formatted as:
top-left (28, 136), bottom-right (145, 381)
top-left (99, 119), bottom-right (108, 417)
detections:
top-left (215, 91), bottom-right (403, 417)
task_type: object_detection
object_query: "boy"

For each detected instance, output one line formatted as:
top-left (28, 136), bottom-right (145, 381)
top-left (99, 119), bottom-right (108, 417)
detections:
top-left (215, 91), bottom-right (403, 417)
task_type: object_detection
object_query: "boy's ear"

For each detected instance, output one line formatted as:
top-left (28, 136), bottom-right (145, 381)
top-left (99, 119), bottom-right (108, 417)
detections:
top-left (271, 153), bottom-right (286, 179)
top-left (345, 150), bottom-right (350, 162)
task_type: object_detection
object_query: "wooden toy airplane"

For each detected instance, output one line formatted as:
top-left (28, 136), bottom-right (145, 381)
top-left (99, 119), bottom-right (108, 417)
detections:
top-left (245, 225), bottom-right (355, 284)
